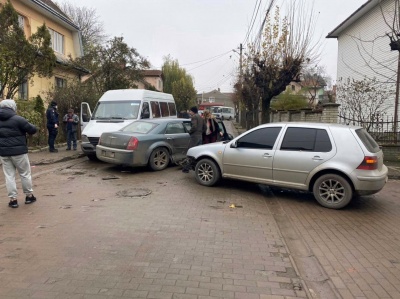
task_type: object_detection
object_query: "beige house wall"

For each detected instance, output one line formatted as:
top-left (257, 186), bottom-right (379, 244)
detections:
top-left (1, 0), bottom-right (82, 101)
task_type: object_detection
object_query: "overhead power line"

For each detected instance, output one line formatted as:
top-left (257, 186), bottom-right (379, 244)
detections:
top-left (242, 0), bottom-right (262, 45)
top-left (180, 50), bottom-right (232, 67)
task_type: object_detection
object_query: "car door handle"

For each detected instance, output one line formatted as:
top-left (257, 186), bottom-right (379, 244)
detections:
top-left (312, 156), bottom-right (324, 161)
top-left (262, 153), bottom-right (272, 158)
top-left (167, 137), bottom-right (172, 140)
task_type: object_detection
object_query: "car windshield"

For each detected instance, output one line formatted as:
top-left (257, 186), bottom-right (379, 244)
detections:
top-left (121, 121), bottom-right (158, 134)
top-left (92, 101), bottom-right (141, 120)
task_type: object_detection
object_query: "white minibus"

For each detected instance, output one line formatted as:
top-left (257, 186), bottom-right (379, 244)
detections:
top-left (80, 89), bottom-right (177, 160)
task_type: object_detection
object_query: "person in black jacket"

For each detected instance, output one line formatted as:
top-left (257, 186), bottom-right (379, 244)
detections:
top-left (0, 99), bottom-right (37, 208)
top-left (46, 100), bottom-right (59, 152)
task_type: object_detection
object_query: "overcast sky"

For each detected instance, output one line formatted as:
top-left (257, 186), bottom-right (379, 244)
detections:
top-left (64, 0), bottom-right (366, 93)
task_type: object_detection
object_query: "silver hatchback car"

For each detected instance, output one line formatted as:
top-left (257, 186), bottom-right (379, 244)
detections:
top-left (186, 122), bottom-right (388, 209)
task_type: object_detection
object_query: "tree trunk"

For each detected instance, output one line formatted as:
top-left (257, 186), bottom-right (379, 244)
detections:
top-left (261, 97), bottom-right (271, 124)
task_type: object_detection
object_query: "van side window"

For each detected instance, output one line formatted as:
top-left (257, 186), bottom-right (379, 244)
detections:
top-left (151, 101), bottom-right (161, 118)
top-left (168, 103), bottom-right (177, 116)
top-left (141, 102), bottom-right (150, 119)
top-left (160, 102), bottom-right (169, 117)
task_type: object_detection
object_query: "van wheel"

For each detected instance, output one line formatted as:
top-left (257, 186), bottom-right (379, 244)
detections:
top-left (228, 116), bottom-right (232, 120)
top-left (195, 159), bottom-right (220, 186)
top-left (149, 147), bottom-right (170, 171)
top-left (87, 154), bottom-right (98, 161)
top-left (313, 174), bottom-right (353, 209)
top-left (221, 116), bottom-right (225, 121)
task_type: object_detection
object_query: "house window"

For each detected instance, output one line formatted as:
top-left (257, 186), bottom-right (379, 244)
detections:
top-left (18, 79), bottom-right (28, 100)
top-left (18, 14), bottom-right (24, 30)
top-left (55, 77), bottom-right (67, 88)
top-left (48, 28), bottom-right (64, 54)
top-left (208, 97), bottom-right (215, 103)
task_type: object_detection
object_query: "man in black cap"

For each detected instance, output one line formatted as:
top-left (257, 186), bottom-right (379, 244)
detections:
top-left (182, 106), bottom-right (206, 173)
top-left (46, 100), bottom-right (59, 152)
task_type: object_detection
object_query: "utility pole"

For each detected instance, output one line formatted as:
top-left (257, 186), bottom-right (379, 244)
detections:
top-left (238, 43), bottom-right (246, 127)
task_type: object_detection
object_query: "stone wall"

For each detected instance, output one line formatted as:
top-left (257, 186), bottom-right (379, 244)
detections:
top-left (270, 103), bottom-right (340, 124)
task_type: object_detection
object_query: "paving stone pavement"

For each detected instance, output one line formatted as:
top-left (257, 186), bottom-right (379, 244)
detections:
top-left (0, 155), bottom-right (309, 298)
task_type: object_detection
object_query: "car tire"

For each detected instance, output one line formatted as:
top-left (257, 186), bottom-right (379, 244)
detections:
top-left (87, 154), bottom-right (98, 161)
top-left (313, 174), bottom-right (353, 209)
top-left (149, 147), bottom-right (170, 171)
top-left (221, 116), bottom-right (225, 121)
top-left (228, 116), bottom-right (232, 120)
top-left (195, 159), bottom-right (221, 187)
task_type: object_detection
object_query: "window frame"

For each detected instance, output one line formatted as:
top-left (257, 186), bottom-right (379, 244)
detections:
top-left (48, 28), bottom-right (64, 54)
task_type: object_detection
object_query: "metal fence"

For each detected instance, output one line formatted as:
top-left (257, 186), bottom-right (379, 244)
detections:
top-left (338, 113), bottom-right (400, 145)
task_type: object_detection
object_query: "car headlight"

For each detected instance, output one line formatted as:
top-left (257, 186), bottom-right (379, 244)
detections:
top-left (81, 135), bottom-right (89, 143)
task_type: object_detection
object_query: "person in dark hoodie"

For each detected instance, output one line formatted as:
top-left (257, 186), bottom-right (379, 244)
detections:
top-left (46, 100), bottom-right (59, 152)
top-left (0, 99), bottom-right (37, 208)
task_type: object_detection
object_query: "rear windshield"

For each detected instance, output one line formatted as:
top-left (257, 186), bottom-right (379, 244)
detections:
top-left (121, 121), bottom-right (158, 134)
top-left (355, 129), bottom-right (380, 153)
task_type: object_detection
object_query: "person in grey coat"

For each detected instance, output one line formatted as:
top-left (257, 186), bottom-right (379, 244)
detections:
top-left (0, 99), bottom-right (37, 208)
top-left (182, 106), bottom-right (206, 173)
top-left (63, 108), bottom-right (79, 150)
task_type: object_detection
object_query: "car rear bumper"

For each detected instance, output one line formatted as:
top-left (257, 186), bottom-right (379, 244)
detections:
top-left (353, 165), bottom-right (388, 195)
top-left (96, 145), bottom-right (136, 166)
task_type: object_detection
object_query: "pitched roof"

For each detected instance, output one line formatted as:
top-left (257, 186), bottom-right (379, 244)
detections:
top-left (326, 0), bottom-right (379, 38)
top-left (28, 0), bottom-right (79, 30)
top-left (144, 70), bottom-right (162, 77)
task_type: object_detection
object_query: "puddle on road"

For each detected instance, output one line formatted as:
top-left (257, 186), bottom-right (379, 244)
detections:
top-left (116, 188), bottom-right (152, 198)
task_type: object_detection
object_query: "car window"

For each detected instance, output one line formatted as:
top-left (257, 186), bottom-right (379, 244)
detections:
top-left (160, 102), bottom-right (169, 117)
top-left (355, 128), bottom-right (380, 153)
top-left (121, 121), bottom-right (158, 134)
top-left (168, 103), bottom-right (177, 116)
top-left (166, 123), bottom-right (186, 134)
top-left (150, 101), bottom-right (161, 118)
top-left (237, 127), bottom-right (281, 149)
top-left (183, 122), bottom-right (191, 132)
top-left (280, 127), bottom-right (332, 152)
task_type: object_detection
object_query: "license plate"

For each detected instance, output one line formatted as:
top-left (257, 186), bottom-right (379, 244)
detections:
top-left (102, 151), bottom-right (114, 158)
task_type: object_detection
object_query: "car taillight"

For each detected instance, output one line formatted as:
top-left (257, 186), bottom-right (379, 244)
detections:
top-left (357, 156), bottom-right (378, 170)
top-left (126, 137), bottom-right (139, 150)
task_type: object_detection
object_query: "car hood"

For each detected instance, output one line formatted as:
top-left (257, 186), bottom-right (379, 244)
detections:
top-left (187, 141), bottom-right (227, 157)
top-left (82, 120), bottom-right (133, 138)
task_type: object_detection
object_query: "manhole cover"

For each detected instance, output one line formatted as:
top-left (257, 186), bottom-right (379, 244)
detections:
top-left (116, 188), bottom-right (152, 198)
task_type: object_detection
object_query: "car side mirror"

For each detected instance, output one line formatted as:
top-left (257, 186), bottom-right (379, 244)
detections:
top-left (230, 141), bottom-right (237, 148)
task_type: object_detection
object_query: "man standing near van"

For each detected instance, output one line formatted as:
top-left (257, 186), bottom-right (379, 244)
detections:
top-left (46, 101), bottom-right (59, 153)
top-left (63, 108), bottom-right (79, 150)
top-left (182, 106), bottom-right (205, 173)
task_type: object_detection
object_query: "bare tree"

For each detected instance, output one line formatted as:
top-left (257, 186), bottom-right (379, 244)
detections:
top-left (300, 64), bottom-right (328, 106)
top-left (244, 1), bottom-right (320, 123)
top-left (336, 77), bottom-right (393, 131)
top-left (57, 1), bottom-right (107, 50)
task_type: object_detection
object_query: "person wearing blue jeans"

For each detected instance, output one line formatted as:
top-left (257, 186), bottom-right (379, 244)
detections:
top-left (46, 101), bottom-right (59, 152)
top-left (63, 108), bottom-right (79, 150)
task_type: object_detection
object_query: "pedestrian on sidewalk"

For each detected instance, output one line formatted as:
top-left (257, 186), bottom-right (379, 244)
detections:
top-left (46, 100), bottom-right (59, 153)
top-left (202, 110), bottom-right (223, 144)
top-left (182, 106), bottom-right (206, 173)
top-left (63, 108), bottom-right (79, 150)
top-left (0, 99), bottom-right (37, 208)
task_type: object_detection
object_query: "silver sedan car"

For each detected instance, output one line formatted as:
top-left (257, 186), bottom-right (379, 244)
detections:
top-left (186, 122), bottom-right (388, 209)
top-left (96, 118), bottom-right (232, 171)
